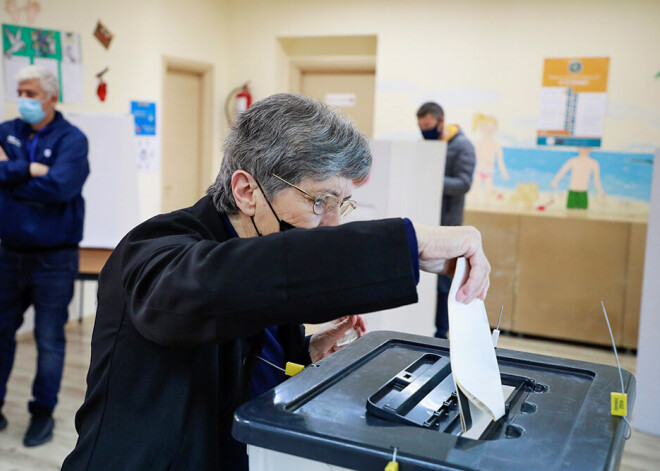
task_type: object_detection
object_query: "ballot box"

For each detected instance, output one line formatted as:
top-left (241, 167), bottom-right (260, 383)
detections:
top-left (232, 331), bottom-right (634, 471)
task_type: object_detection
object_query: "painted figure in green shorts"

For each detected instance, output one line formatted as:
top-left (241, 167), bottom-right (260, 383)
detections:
top-left (551, 147), bottom-right (605, 210)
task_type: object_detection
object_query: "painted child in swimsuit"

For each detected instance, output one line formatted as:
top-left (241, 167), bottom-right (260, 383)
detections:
top-left (473, 114), bottom-right (509, 204)
top-left (551, 147), bottom-right (605, 210)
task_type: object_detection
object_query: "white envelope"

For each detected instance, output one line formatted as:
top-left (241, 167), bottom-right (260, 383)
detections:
top-left (449, 257), bottom-right (505, 429)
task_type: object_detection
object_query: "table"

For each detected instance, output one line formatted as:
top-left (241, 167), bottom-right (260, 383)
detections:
top-left (77, 248), bottom-right (113, 322)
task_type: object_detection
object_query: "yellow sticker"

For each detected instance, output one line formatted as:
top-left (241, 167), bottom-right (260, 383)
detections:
top-left (384, 461), bottom-right (399, 471)
top-left (285, 362), bottom-right (304, 377)
top-left (611, 392), bottom-right (627, 417)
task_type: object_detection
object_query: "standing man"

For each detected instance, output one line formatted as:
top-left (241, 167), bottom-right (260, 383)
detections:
top-left (0, 65), bottom-right (89, 447)
top-left (417, 102), bottom-right (475, 338)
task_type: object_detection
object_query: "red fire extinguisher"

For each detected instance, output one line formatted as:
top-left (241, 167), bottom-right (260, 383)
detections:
top-left (235, 83), bottom-right (252, 113)
top-left (224, 82), bottom-right (253, 124)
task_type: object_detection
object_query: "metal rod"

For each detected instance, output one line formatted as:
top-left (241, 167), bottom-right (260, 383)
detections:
top-left (496, 306), bottom-right (503, 330)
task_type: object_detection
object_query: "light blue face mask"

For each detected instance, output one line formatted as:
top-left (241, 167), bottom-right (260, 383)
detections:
top-left (18, 97), bottom-right (46, 124)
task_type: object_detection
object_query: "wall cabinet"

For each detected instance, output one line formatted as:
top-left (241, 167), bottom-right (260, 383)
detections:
top-left (465, 210), bottom-right (646, 348)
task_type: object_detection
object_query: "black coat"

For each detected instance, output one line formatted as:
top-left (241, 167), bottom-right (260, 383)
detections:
top-left (62, 195), bottom-right (417, 471)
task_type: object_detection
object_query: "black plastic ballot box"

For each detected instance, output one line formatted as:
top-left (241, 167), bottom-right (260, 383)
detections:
top-left (232, 331), bottom-right (634, 471)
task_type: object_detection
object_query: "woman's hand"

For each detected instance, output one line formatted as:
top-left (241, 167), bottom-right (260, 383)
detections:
top-left (308, 315), bottom-right (366, 363)
top-left (413, 224), bottom-right (491, 304)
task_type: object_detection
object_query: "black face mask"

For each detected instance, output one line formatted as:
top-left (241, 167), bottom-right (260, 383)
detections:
top-left (421, 122), bottom-right (441, 140)
top-left (251, 180), bottom-right (296, 236)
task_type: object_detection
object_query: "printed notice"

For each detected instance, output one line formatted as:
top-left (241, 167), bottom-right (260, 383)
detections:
top-left (130, 101), bottom-right (160, 172)
top-left (537, 57), bottom-right (610, 148)
top-left (324, 93), bottom-right (356, 108)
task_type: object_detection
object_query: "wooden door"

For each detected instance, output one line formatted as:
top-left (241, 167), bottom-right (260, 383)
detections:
top-left (301, 71), bottom-right (375, 138)
top-left (162, 67), bottom-right (203, 213)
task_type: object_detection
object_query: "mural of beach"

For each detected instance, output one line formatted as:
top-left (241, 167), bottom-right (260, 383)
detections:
top-left (466, 147), bottom-right (654, 221)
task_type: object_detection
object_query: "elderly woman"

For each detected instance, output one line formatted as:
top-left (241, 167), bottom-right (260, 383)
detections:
top-left (62, 93), bottom-right (489, 471)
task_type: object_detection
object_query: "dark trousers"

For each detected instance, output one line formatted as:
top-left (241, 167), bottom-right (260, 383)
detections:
top-left (435, 274), bottom-right (452, 338)
top-left (0, 246), bottom-right (78, 416)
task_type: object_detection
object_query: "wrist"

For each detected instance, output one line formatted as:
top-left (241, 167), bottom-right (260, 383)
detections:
top-left (15, 159), bottom-right (31, 179)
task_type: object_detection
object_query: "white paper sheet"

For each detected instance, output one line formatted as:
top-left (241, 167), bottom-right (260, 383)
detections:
top-left (3, 55), bottom-right (30, 102)
top-left (537, 87), bottom-right (568, 131)
top-left (60, 62), bottom-right (83, 103)
top-left (32, 57), bottom-right (59, 80)
top-left (449, 258), bottom-right (505, 424)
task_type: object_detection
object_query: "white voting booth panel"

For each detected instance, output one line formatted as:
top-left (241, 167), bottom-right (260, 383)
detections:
top-left (635, 148), bottom-right (660, 435)
top-left (65, 112), bottom-right (140, 249)
top-left (346, 139), bottom-right (445, 337)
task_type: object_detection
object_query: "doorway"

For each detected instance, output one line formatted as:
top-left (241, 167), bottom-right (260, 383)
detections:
top-left (300, 71), bottom-right (375, 137)
top-left (161, 59), bottom-right (213, 213)
top-left (280, 35), bottom-right (377, 139)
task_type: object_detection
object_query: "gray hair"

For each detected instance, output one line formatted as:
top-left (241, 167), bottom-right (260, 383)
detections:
top-left (16, 65), bottom-right (59, 98)
top-left (208, 93), bottom-right (372, 214)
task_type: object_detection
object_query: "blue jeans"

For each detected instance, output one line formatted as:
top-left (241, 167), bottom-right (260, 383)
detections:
top-left (0, 246), bottom-right (78, 416)
top-left (435, 274), bottom-right (452, 338)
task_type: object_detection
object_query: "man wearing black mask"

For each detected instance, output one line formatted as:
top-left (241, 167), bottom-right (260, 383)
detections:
top-left (417, 102), bottom-right (476, 339)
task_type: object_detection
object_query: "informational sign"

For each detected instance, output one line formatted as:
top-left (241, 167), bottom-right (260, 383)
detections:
top-left (130, 100), bottom-right (160, 172)
top-left (131, 101), bottom-right (156, 135)
top-left (324, 93), bottom-right (356, 107)
top-left (537, 57), bottom-right (610, 147)
top-left (2, 23), bottom-right (83, 103)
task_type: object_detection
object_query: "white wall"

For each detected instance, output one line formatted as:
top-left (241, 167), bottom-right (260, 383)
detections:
top-left (634, 149), bottom-right (660, 436)
top-left (224, 0), bottom-right (660, 152)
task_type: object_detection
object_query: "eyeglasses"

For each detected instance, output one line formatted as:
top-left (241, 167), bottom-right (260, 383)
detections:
top-left (271, 173), bottom-right (357, 218)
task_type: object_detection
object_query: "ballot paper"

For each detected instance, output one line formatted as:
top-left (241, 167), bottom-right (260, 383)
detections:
top-left (449, 258), bottom-right (505, 432)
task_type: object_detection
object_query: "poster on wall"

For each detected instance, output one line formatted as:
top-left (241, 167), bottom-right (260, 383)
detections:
top-left (2, 23), bottom-right (83, 103)
top-left (130, 100), bottom-right (160, 173)
top-left (537, 57), bottom-right (609, 148)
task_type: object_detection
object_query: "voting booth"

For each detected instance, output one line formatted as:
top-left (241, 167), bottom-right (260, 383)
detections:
top-left (65, 112), bottom-right (140, 249)
top-left (346, 140), bottom-right (445, 337)
top-left (233, 331), bottom-right (635, 471)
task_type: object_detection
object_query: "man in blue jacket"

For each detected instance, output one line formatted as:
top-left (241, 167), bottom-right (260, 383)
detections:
top-left (417, 102), bottom-right (475, 338)
top-left (0, 65), bottom-right (89, 447)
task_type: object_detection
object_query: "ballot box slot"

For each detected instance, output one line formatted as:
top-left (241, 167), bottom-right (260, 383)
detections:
top-left (367, 353), bottom-right (537, 440)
